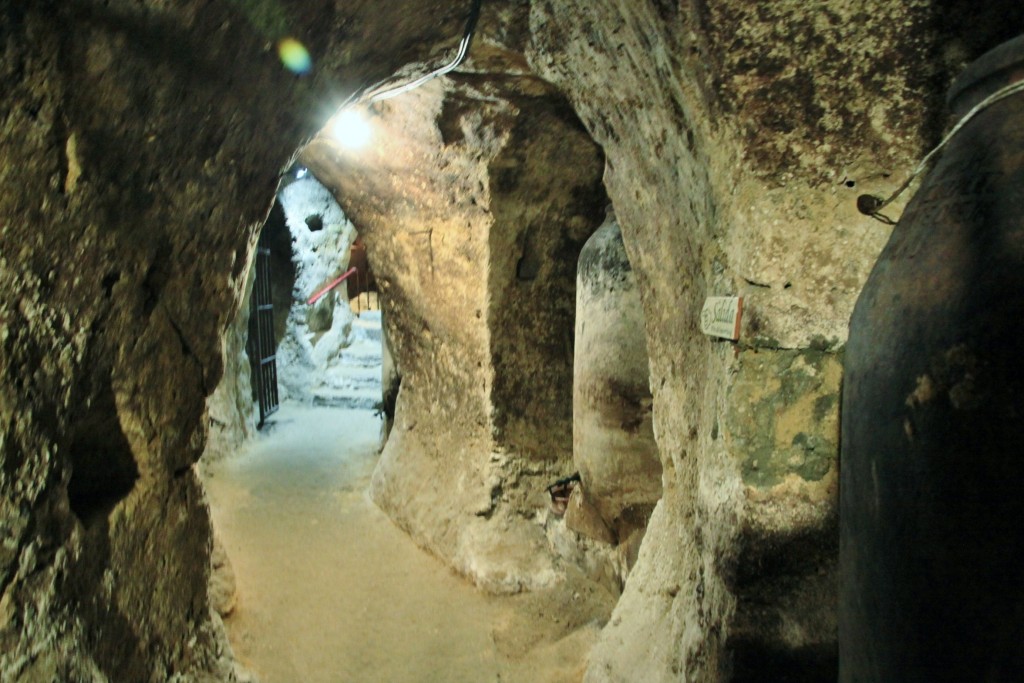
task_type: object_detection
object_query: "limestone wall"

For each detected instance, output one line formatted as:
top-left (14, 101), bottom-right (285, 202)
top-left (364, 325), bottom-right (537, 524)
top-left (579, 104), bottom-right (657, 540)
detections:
top-left (273, 176), bottom-right (358, 404)
top-left (0, 2), bottom-right (473, 679)
top-left (304, 82), bottom-right (500, 589)
top-left (2, 0), bottom-right (1021, 680)
top-left (525, 2), bottom-right (1024, 680)
top-left (302, 73), bottom-right (608, 592)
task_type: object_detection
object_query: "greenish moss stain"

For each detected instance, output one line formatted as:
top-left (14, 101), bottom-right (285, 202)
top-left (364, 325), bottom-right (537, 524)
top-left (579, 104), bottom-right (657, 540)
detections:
top-left (813, 393), bottom-right (837, 422)
top-left (727, 348), bottom-right (841, 488)
top-left (809, 334), bottom-right (843, 352)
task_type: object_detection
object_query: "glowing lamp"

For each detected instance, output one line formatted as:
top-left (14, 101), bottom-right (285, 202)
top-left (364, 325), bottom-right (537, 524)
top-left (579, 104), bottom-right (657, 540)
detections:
top-left (331, 109), bottom-right (372, 150)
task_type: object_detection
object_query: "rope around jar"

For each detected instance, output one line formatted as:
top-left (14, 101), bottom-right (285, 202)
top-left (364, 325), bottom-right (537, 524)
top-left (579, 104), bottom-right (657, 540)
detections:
top-left (858, 78), bottom-right (1024, 220)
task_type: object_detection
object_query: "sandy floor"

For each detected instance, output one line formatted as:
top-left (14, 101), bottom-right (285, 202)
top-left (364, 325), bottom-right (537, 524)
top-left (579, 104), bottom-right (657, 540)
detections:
top-left (202, 404), bottom-right (605, 683)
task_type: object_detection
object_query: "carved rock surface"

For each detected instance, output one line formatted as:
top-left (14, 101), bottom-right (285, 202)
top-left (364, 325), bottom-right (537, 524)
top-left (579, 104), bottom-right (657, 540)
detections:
top-left (2, 0), bottom-right (1023, 681)
top-left (0, 1), bottom-right (482, 679)
top-left (303, 73), bottom-right (607, 592)
top-left (525, 1), bottom-right (1024, 681)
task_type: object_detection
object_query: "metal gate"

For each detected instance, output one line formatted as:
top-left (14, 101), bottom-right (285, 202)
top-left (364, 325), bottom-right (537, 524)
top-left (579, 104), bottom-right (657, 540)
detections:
top-left (247, 231), bottom-right (279, 428)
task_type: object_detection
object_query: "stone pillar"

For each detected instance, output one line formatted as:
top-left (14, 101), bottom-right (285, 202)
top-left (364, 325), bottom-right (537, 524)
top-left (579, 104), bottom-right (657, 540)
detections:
top-left (571, 214), bottom-right (661, 543)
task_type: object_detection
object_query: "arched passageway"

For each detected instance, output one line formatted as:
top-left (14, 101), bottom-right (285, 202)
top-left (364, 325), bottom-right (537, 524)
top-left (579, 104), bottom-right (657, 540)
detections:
top-left (5, 3), bottom-right (1023, 682)
top-left (200, 60), bottom-right (626, 681)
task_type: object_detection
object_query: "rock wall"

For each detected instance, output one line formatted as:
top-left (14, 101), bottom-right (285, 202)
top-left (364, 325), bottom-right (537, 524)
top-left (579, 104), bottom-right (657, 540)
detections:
top-left (304, 81), bottom-right (503, 589)
top-left (484, 76), bottom-right (607, 466)
top-left (204, 263), bottom-right (256, 462)
top-left (0, 1), bottom-right (477, 679)
top-left (274, 175), bottom-right (358, 404)
top-left (302, 72), bottom-right (608, 592)
top-left (525, 2), bottom-right (1024, 680)
top-left (2, 0), bottom-right (1022, 680)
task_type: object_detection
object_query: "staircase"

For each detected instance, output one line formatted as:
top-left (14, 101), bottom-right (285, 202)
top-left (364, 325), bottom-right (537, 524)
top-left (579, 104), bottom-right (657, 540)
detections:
top-left (312, 311), bottom-right (383, 410)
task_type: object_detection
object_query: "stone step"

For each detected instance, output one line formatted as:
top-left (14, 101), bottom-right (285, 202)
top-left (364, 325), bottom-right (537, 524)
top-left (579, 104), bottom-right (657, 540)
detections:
top-left (320, 374), bottom-right (381, 392)
top-left (351, 324), bottom-right (382, 344)
top-left (338, 342), bottom-right (382, 368)
top-left (351, 311), bottom-right (382, 343)
top-left (312, 390), bottom-right (381, 411)
top-left (357, 310), bottom-right (382, 324)
top-left (337, 356), bottom-right (381, 372)
top-left (327, 363), bottom-right (379, 380)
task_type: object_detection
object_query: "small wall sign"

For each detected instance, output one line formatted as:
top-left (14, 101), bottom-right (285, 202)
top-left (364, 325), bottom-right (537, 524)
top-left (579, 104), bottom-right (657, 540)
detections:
top-left (700, 296), bottom-right (743, 341)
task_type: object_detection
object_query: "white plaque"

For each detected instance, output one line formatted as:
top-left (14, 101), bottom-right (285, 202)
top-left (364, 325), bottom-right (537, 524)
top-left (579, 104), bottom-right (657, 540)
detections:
top-left (700, 296), bottom-right (743, 341)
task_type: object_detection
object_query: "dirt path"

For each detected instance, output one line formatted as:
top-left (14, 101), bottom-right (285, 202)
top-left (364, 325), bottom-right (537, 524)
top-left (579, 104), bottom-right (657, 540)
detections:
top-left (202, 404), bottom-right (605, 683)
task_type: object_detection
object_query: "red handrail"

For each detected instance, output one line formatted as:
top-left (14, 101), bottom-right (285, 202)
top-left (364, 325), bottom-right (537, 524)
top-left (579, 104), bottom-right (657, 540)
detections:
top-left (306, 267), bottom-right (357, 305)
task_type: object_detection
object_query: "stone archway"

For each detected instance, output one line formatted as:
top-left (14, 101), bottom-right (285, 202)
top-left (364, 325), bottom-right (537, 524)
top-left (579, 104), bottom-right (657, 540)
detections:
top-left (4, 2), bottom-right (1021, 681)
top-left (302, 72), bottom-right (610, 592)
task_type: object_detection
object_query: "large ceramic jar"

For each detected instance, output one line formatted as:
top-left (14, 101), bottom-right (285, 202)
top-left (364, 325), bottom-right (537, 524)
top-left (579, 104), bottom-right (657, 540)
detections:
top-left (572, 214), bottom-right (661, 541)
top-left (840, 35), bottom-right (1024, 681)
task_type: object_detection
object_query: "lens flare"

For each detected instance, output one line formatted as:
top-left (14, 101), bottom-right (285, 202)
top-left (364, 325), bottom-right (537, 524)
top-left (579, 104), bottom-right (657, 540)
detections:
top-left (331, 109), bottom-right (372, 150)
top-left (278, 38), bottom-right (312, 75)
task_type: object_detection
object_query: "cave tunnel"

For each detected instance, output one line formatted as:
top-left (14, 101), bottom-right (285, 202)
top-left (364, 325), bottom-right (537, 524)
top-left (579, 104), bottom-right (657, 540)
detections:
top-left (2, 1), bottom-right (1024, 683)
top-left (202, 37), bottom-right (657, 681)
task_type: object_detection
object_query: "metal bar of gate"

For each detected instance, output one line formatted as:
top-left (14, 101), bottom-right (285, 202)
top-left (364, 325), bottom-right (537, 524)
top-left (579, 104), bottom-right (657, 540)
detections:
top-left (248, 235), bottom-right (279, 428)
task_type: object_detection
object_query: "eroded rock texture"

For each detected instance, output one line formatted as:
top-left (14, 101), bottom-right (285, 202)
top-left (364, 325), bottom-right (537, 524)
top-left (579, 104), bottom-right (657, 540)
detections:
top-left (525, 2), bottom-right (1022, 680)
top-left (273, 175), bottom-right (359, 404)
top-left (2, 0), bottom-right (1022, 681)
top-left (0, 1), bottom-right (477, 679)
top-left (303, 72), bottom-right (607, 592)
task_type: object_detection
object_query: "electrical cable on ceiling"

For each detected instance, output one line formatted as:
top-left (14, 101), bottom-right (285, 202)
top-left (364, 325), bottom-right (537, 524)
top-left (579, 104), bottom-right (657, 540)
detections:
top-left (858, 78), bottom-right (1024, 220)
top-left (346, 0), bottom-right (484, 107)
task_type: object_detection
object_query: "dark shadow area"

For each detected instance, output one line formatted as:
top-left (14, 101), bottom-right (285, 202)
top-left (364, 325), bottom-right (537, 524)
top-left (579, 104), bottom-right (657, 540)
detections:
top-left (60, 515), bottom-right (148, 682)
top-left (261, 199), bottom-right (297, 346)
top-left (305, 214), bottom-right (324, 232)
top-left (729, 517), bottom-right (839, 683)
top-left (731, 641), bottom-right (837, 683)
top-left (483, 75), bottom-right (607, 463)
top-left (66, 382), bottom-right (139, 527)
top-left (915, 0), bottom-right (1024, 146)
top-left (736, 516), bottom-right (839, 584)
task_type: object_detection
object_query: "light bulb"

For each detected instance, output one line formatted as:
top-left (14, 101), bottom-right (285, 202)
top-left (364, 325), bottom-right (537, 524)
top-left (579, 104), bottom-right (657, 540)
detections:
top-left (331, 109), bottom-right (371, 150)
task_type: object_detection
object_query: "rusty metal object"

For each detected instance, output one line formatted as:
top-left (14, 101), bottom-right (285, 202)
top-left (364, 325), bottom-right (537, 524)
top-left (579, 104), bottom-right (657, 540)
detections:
top-left (840, 35), bottom-right (1024, 681)
top-left (546, 472), bottom-right (580, 516)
